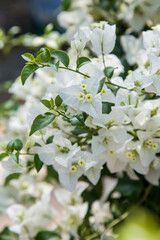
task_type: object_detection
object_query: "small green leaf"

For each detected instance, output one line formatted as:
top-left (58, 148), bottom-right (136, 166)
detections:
top-left (9, 153), bottom-right (18, 163)
top-left (44, 23), bottom-right (54, 34)
top-left (104, 66), bottom-right (115, 79)
top-left (29, 112), bottom-right (56, 136)
top-left (35, 230), bottom-right (61, 240)
top-left (77, 56), bottom-right (91, 69)
top-left (36, 48), bottom-right (51, 63)
top-left (98, 77), bottom-right (106, 93)
top-left (21, 53), bottom-right (35, 62)
top-left (51, 50), bottom-right (69, 67)
top-left (46, 135), bottom-right (54, 144)
top-left (56, 105), bottom-right (65, 112)
top-left (0, 153), bottom-right (8, 161)
top-left (34, 154), bottom-right (43, 172)
top-left (55, 95), bottom-right (63, 107)
top-left (5, 173), bottom-right (21, 186)
top-left (14, 139), bottom-right (23, 151)
top-left (50, 98), bottom-right (55, 108)
top-left (48, 61), bottom-right (60, 71)
top-left (21, 63), bottom-right (39, 85)
top-left (7, 140), bottom-right (15, 152)
top-left (40, 99), bottom-right (51, 109)
top-left (62, 0), bottom-right (72, 10)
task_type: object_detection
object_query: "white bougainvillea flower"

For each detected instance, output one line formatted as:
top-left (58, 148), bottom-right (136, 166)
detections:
top-left (59, 75), bottom-right (102, 118)
top-left (71, 28), bottom-right (91, 56)
top-left (7, 198), bottom-right (57, 239)
top-left (145, 157), bottom-right (160, 185)
top-left (121, 35), bottom-right (143, 65)
top-left (91, 21), bottom-right (116, 56)
top-left (90, 201), bottom-right (112, 227)
top-left (37, 131), bottom-right (80, 167)
top-left (137, 130), bottom-right (160, 167)
top-left (143, 30), bottom-right (160, 56)
top-left (54, 181), bottom-right (88, 207)
top-left (54, 151), bottom-right (100, 191)
top-left (2, 158), bottom-right (26, 178)
top-left (125, 71), bottom-right (153, 92)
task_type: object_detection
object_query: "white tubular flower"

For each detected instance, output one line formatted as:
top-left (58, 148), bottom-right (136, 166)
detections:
top-left (91, 21), bottom-right (116, 56)
top-left (59, 75), bottom-right (102, 118)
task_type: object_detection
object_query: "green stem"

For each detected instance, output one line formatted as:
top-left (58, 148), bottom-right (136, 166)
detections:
top-left (59, 66), bottom-right (89, 78)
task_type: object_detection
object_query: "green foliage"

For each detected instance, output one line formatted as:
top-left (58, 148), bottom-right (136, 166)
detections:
top-left (77, 56), bottom-right (91, 69)
top-left (41, 99), bottom-right (52, 109)
top-left (7, 139), bottom-right (23, 152)
top-left (62, 0), bottom-right (73, 11)
top-left (21, 63), bottom-right (39, 85)
top-left (104, 66), bottom-right (115, 79)
top-left (36, 48), bottom-right (51, 63)
top-left (0, 153), bottom-right (8, 161)
top-left (0, 227), bottom-right (17, 240)
top-left (22, 53), bottom-right (35, 62)
top-left (34, 154), bottom-right (43, 172)
top-left (35, 230), bottom-right (61, 240)
top-left (5, 173), bottom-right (21, 186)
top-left (55, 95), bottom-right (63, 107)
top-left (29, 112), bottom-right (56, 136)
top-left (115, 175), bottom-right (143, 201)
top-left (51, 50), bottom-right (69, 67)
top-left (98, 77), bottom-right (106, 93)
top-left (0, 100), bottom-right (18, 114)
top-left (14, 139), bottom-right (23, 151)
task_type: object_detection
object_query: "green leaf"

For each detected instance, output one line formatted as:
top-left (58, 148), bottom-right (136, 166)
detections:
top-left (0, 227), bottom-right (16, 240)
top-left (14, 139), bottom-right (23, 151)
top-left (21, 53), bottom-right (35, 62)
top-left (55, 95), bottom-right (63, 107)
top-left (98, 77), bottom-right (106, 93)
top-left (104, 66), bottom-right (115, 79)
top-left (7, 140), bottom-right (15, 152)
top-left (9, 153), bottom-right (19, 163)
top-left (0, 100), bottom-right (18, 113)
top-left (77, 56), bottom-right (91, 69)
top-left (21, 63), bottom-right (39, 85)
top-left (36, 48), bottom-right (51, 63)
top-left (29, 112), bottom-right (56, 136)
top-left (5, 173), bottom-right (21, 185)
top-left (35, 230), bottom-right (61, 240)
top-left (0, 153), bottom-right (8, 161)
top-left (62, 0), bottom-right (72, 10)
top-left (46, 135), bottom-right (54, 144)
top-left (48, 61), bottom-right (60, 71)
top-left (44, 23), bottom-right (54, 34)
top-left (40, 99), bottom-right (51, 109)
top-left (34, 154), bottom-right (43, 172)
top-left (115, 175), bottom-right (143, 200)
top-left (51, 50), bottom-right (69, 67)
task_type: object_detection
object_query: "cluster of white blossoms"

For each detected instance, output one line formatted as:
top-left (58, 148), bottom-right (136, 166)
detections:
top-left (58, 0), bottom-right (160, 41)
top-left (1, 17), bottom-right (160, 239)
top-left (1, 21), bottom-right (160, 190)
